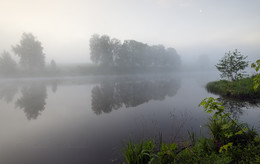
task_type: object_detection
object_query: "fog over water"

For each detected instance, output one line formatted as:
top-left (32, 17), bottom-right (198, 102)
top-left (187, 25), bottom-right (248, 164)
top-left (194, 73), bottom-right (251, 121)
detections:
top-left (0, 74), bottom-right (259, 163)
top-left (0, 0), bottom-right (260, 163)
top-left (0, 0), bottom-right (260, 64)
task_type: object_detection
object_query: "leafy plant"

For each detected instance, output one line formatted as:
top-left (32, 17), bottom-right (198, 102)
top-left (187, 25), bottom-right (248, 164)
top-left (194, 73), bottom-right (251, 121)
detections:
top-left (251, 59), bottom-right (260, 90)
top-left (199, 97), bottom-right (253, 152)
top-left (122, 139), bottom-right (155, 164)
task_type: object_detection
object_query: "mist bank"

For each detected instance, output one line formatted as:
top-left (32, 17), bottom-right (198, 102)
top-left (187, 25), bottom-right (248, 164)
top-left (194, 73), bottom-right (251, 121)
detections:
top-left (0, 33), bottom-right (182, 78)
top-left (3, 32), bottom-right (255, 78)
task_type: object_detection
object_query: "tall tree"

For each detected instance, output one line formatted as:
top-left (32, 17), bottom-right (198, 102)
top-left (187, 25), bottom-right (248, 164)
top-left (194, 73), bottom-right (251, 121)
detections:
top-left (89, 34), bottom-right (117, 66)
top-left (89, 34), bottom-right (101, 64)
top-left (12, 33), bottom-right (45, 71)
top-left (110, 38), bottom-right (121, 65)
top-left (117, 40), bottom-right (149, 67)
top-left (216, 49), bottom-right (248, 81)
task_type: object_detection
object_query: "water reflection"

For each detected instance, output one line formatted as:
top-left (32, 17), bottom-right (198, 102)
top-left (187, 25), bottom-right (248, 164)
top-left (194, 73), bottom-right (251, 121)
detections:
top-left (51, 80), bottom-right (58, 93)
top-left (0, 81), bottom-right (49, 120)
top-left (218, 97), bottom-right (260, 119)
top-left (0, 76), bottom-right (181, 119)
top-left (0, 84), bottom-right (18, 103)
top-left (91, 77), bottom-right (181, 115)
top-left (16, 83), bottom-right (47, 120)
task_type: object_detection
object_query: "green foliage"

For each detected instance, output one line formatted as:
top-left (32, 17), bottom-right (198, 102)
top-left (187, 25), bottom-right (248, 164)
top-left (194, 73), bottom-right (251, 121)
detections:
top-left (199, 97), bottom-right (259, 162)
top-left (200, 98), bottom-right (256, 140)
top-left (219, 142), bottom-right (232, 153)
top-left (251, 59), bottom-right (260, 90)
top-left (122, 97), bottom-right (259, 163)
top-left (175, 138), bottom-right (232, 163)
top-left (226, 135), bottom-right (260, 163)
top-left (158, 143), bottom-right (177, 163)
top-left (206, 77), bottom-right (260, 99)
top-left (122, 139), bottom-right (155, 164)
top-left (199, 97), bottom-right (225, 118)
top-left (216, 49), bottom-right (248, 81)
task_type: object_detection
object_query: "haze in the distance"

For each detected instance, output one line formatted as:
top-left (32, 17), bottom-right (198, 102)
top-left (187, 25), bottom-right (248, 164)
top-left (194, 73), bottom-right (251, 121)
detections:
top-left (0, 0), bottom-right (260, 64)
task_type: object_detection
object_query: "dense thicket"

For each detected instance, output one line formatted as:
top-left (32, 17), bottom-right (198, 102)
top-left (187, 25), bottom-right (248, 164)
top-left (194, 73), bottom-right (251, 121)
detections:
top-left (89, 34), bottom-right (181, 71)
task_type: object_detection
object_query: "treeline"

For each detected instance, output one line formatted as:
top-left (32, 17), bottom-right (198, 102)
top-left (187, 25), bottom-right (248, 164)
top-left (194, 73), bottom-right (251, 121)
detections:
top-left (0, 33), bottom-right (181, 77)
top-left (90, 34), bottom-right (181, 73)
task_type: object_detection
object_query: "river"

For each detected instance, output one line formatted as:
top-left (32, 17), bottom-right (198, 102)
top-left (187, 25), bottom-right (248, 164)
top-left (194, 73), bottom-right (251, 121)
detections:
top-left (0, 72), bottom-right (259, 163)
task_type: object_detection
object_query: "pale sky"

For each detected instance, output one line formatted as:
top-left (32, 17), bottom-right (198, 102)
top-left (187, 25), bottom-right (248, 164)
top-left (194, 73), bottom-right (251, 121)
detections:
top-left (0, 0), bottom-right (260, 64)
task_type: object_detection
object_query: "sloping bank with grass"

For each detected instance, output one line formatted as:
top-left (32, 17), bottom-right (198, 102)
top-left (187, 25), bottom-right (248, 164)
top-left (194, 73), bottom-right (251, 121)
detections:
top-left (121, 97), bottom-right (260, 163)
top-left (121, 57), bottom-right (260, 163)
top-left (206, 77), bottom-right (260, 100)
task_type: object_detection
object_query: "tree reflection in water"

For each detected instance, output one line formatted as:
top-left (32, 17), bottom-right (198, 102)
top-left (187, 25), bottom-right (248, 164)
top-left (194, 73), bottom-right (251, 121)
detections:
top-left (51, 80), bottom-right (58, 93)
top-left (16, 83), bottom-right (47, 120)
top-left (218, 97), bottom-right (260, 119)
top-left (91, 77), bottom-right (181, 115)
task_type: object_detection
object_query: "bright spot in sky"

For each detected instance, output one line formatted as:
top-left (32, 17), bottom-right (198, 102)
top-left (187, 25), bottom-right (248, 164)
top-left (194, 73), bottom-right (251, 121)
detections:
top-left (200, 9), bottom-right (203, 13)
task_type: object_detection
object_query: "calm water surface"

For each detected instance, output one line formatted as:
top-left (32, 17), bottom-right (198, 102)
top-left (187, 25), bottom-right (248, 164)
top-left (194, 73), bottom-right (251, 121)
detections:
top-left (0, 72), bottom-right (259, 163)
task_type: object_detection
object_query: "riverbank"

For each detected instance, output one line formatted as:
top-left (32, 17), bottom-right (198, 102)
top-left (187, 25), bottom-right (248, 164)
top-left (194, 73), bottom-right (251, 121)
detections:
top-left (206, 77), bottom-right (260, 100)
top-left (121, 98), bottom-right (260, 163)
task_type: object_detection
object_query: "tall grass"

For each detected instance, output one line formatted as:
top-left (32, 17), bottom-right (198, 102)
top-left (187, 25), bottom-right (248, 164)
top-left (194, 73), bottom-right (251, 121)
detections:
top-left (122, 140), bottom-right (155, 164)
top-left (122, 119), bottom-right (259, 164)
top-left (206, 77), bottom-right (260, 100)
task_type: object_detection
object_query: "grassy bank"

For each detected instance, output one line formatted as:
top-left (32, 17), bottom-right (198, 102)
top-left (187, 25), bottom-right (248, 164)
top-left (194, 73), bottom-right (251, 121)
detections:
top-left (122, 132), bottom-right (260, 163)
top-left (206, 77), bottom-right (260, 100)
top-left (121, 98), bottom-right (260, 163)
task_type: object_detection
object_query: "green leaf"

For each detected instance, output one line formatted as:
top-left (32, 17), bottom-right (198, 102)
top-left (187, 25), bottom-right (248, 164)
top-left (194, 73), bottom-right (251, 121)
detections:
top-left (221, 123), bottom-right (231, 130)
top-left (219, 142), bottom-right (233, 153)
top-left (224, 132), bottom-right (233, 138)
top-left (235, 130), bottom-right (243, 135)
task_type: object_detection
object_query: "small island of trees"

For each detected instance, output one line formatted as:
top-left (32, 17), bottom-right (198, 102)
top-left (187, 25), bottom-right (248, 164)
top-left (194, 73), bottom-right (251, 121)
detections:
top-left (207, 49), bottom-right (260, 100)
